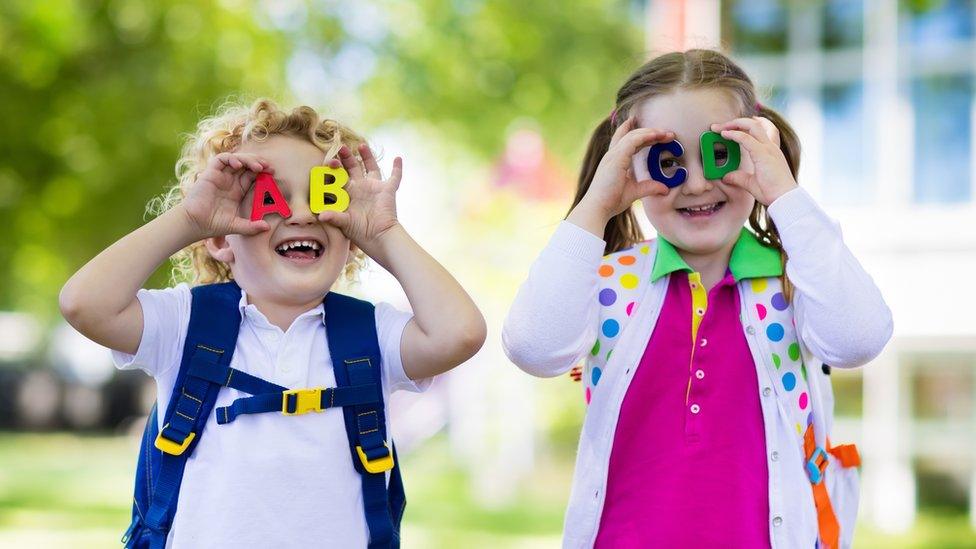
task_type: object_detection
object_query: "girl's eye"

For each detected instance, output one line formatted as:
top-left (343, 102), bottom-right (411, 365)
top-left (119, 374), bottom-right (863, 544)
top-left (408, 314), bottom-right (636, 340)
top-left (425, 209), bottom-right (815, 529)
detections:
top-left (660, 157), bottom-right (681, 176)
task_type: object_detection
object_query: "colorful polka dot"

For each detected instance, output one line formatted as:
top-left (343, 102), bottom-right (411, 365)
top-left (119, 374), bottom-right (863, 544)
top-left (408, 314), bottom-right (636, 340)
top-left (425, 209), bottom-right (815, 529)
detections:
top-left (591, 367), bottom-right (602, 386)
top-left (618, 255), bottom-right (636, 265)
top-left (585, 387), bottom-right (592, 404)
top-left (602, 319), bottom-right (620, 338)
top-left (620, 273), bottom-right (639, 289)
top-left (640, 245), bottom-right (650, 254)
top-left (771, 292), bottom-right (788, 311)
top-left (766, 323), bottom-right (784, 342)
top-left (751, 278), bottom-right (768, 293)
top-left (799, 392), bottom-right (808, 410)
top-left (782, 372), bottom-right (797, 391)
top-left (599, 265), bottom-right (614, 277)
top-left (590, 339), bottom-right (600, 356)
top-left (626, 302), bottom-right (636, 316)
top-left (772, 353), bottom-right (781, 369)
top-left (756, 303), bottom-right (767, 321)
top-left (788, 342), bottom-right (800, 361)
top-left (599, 288), bottom-right (617, 306)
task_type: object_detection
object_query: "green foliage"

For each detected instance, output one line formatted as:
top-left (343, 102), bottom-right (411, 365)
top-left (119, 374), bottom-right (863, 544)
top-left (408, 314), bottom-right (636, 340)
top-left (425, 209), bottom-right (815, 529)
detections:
top-left (0, 0), bottom-right (322, 317)
top-left (363, 0), bottom-right (643, 162)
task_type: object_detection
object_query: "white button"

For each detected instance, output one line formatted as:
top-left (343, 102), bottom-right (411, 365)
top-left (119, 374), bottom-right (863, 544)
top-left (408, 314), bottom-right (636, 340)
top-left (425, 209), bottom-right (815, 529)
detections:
top-left (772, 516), bottom-right (783, 527)
top-left (763, 387), bottom-right (772, 397)
top-left (700, 338), bottom-right (708, 347)
top-left (746, 325), bottom-right (756, 335)
top-left (695, 369), bottom-right (705, 380)
top-left (771, 451), bottom-right (779, 462)
top-left (690, 404), bottom-right (701, 414)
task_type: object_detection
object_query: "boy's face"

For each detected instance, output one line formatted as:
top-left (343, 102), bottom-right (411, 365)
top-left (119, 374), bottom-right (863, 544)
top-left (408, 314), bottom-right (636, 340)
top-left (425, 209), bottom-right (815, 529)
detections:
top-left (631, 88), bottom-right (756, 257)
top-left (210, 135), bottom-right (352, 307)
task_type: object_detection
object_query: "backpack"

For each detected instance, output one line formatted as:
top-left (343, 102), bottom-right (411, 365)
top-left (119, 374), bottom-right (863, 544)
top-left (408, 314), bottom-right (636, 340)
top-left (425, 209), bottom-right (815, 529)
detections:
top-left (121, 282), bottom-right (405, 549)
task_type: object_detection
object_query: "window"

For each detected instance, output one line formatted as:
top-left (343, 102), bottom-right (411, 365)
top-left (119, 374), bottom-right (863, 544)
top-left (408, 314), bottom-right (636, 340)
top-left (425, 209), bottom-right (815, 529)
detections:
top-left (910, 75), bottom-right (973, 204)
top-left (821, 83), bottom-right (872, 205)
top-left (823, 0), bottom-right (864, 49)
top-left (724, 0), bottom-right (789, 54)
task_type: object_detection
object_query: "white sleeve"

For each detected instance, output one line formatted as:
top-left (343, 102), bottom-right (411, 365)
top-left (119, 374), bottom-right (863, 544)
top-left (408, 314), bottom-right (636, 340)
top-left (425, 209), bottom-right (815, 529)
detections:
top-left (768, 187), bottom-right (894, 368)
top-left (502, 221), bottom-right (606, 378)
top-left (111, 284), bottom-right (192, 378)
top-left (375, 302), bottom-right (430, 393)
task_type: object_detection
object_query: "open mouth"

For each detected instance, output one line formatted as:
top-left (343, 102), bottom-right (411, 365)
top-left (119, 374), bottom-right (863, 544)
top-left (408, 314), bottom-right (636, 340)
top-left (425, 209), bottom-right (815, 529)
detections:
top-left (274, 238), bottom-right (324, 262)
top-left (677, 201), bottom-right (726, 218)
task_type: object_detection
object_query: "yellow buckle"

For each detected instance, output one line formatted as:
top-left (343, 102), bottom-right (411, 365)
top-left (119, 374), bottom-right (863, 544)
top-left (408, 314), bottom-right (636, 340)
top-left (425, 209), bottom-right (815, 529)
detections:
top-left (154, 424), bottom-right (196, 456)
top-left (282, 387), bottom-right (324, 416)
top-left (356, 444), bottom-right (395, 473)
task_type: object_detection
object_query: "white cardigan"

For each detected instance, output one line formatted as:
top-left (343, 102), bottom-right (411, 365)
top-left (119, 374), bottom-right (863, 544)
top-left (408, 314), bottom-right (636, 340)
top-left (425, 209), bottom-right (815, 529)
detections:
top-left (502, 187), bottom-right (893, 548)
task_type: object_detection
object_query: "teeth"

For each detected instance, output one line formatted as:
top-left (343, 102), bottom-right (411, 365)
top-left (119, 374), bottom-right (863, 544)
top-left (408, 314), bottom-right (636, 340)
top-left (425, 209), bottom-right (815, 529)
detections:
top-left (684, 203), bottom-right (718, 212)
top-left (275, 240), bottom-right (322, 252)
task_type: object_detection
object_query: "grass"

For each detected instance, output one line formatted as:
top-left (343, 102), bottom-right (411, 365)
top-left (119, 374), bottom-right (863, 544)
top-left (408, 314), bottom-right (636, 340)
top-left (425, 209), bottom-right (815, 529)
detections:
top-left (0, 432), bottom-right (973, 548)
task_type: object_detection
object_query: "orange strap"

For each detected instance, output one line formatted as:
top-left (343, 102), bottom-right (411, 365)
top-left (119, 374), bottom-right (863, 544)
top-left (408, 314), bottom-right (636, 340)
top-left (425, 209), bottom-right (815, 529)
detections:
top-left (803, 424), bottom-right (850, 549)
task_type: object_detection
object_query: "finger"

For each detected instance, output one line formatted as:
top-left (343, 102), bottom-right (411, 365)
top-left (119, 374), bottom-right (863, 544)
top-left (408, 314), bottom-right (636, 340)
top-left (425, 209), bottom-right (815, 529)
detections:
top-left (388, 157), bottom-right (403, 190)
top-left (359, 143), bottom-right (382, 177)
top-left (229, 217), bottom-right (270, 236)
top-left (338, 145), bottom-right (365, 180)
top-left (719, 129), bottom-right (764, 156)
top-left (608, 115), bottom-right (636, 148)
top-left (618, 128), bottom-right (675, 154)
top-left (326, 158), bottom-right (341, 169)
top-left (755, 117), bottom-right (780, 146)
top-left (712, 118), bottom-right (769, 144)
top-left (317, 210), bottom-right (350, 229)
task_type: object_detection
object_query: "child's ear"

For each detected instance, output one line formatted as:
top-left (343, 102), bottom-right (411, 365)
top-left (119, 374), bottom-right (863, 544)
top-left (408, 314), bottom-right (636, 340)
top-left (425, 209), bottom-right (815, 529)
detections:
top-left (205, 236), bottom-right (235, 264)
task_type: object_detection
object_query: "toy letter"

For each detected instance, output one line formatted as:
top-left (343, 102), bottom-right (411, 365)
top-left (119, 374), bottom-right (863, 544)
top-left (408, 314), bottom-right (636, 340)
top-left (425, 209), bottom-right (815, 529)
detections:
top-left (250, 173), bottom-right (292, 221)
top-left (700, 131), bottom-right (741, 180)
top-left (309, 166), bottom-right (350, 214)
top-left (647, 140), bottom-right (687, 188)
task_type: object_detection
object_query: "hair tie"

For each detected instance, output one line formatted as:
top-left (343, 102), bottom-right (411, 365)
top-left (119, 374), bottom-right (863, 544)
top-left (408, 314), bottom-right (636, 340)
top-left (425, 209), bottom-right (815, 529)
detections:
top-left (755, 101), bottom-right (763, 112)
top-left (610, 108), bottom-right (618, 126)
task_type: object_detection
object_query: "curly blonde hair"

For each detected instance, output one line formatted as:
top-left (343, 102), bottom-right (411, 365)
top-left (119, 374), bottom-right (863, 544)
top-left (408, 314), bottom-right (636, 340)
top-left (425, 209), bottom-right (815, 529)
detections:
top-left (148, 98), bottom-right (368, 286)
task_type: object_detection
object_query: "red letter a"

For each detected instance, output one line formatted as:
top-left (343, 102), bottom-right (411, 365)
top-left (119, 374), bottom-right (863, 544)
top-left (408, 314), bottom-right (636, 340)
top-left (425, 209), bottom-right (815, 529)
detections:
top-left (250, 173), bottom-right (292, 221)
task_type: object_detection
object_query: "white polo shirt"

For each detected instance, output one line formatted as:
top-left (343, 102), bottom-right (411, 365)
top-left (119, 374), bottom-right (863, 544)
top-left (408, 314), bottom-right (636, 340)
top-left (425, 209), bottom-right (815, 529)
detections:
top-left (113, 284), bottom-right (428, 548)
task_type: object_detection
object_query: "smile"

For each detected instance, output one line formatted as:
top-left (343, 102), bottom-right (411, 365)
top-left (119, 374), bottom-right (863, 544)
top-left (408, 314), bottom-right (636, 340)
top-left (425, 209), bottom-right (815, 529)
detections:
top-left (274, 238), bottom-right (324, 262)
top-left (677, 201), bottom-right (726, 217)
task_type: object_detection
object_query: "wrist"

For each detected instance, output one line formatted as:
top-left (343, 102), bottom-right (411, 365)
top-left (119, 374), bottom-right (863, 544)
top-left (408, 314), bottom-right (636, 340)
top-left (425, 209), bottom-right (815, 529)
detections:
top-left (358, 222), bottom-right (408, 263)
top-left (166, 205), bottom-right (211, 245)
top-left (566, 199), bottom-right (611, 240)
top-left (763, 180), bottom-right (799, 206)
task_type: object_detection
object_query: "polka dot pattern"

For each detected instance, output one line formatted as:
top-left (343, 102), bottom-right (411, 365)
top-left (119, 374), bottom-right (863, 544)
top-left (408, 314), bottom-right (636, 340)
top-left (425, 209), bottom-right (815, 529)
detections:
top-left (748, 273), bottom-right (812, 433)
top-left (583, 241), bottom-right (654, 405)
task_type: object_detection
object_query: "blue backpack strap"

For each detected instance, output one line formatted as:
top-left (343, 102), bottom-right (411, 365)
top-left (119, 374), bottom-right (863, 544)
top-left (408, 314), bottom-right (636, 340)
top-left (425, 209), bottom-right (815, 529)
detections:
top-left (325, 292), bottom-right (404, 549)
top-left (123, 281), bottom-right (243, 549)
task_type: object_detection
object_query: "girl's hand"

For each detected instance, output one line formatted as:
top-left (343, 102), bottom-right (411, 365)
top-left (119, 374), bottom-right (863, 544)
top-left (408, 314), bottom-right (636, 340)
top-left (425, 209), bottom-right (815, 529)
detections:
top-left (579, 116), bottom-right (673, 221)
top-left (181, 152), bottom-right (273, 238)
top-left (711, 117), bottom-right (798, 206)
top-left (317, 144), bottom-right (402, 253)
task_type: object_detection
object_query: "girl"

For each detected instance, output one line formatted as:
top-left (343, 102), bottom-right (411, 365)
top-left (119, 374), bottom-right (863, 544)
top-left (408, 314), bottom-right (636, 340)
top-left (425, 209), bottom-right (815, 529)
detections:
top-left (60, 99), bottom-right (486, 547)
top-left (503, 49), bottom-right (892, 548)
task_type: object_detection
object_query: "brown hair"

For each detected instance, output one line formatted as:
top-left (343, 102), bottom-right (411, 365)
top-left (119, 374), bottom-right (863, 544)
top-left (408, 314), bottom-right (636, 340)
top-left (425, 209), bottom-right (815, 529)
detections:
top-left (148, 98), bottom-right (368, 285)
top-left (569, 49), bottom-right (799, 300)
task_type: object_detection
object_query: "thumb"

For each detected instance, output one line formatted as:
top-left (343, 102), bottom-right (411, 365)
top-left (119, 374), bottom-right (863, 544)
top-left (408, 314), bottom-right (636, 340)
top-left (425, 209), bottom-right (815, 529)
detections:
top-left (633, 179), bottom-right (671, 199)
top-left (229, 218), bottom-right (269, 236)
top-left (721, 171), bottom-right (751, 189)
top-left (317, 210), bottom-right (351, 229)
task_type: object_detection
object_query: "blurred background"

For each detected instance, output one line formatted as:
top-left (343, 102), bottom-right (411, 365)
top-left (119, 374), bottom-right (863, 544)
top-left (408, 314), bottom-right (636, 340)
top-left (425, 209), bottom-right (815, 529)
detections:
top-left (0, 0), bottom-right (973, 547)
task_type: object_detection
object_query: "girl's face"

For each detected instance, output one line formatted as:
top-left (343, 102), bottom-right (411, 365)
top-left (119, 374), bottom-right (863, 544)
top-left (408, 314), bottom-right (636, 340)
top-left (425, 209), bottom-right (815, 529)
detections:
top-left (210, 135), bottom-right (352, 308)
top-left (631, 88), bottom-right (755, 258)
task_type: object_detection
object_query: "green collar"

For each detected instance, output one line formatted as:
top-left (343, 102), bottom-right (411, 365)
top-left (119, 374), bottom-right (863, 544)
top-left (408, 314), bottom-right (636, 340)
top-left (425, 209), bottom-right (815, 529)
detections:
top-left (650, 228), bottom-right (783, 283)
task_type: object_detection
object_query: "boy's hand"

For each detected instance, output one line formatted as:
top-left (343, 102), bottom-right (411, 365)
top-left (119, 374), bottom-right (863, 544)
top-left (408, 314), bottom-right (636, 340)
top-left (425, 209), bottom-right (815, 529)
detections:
top-left (181, 152), bottom-right (273, 239)
top-left (711, 117), bottom-right (798, 206)
top-left (317, 144), bottom-right (402, 254)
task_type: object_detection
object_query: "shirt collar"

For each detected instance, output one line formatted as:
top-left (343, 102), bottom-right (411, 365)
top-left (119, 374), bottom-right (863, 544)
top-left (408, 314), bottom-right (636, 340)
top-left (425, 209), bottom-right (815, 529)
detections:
top-left (650, 228), bottom-right (783, 283)
top-left (237, 288), bottom-right (326, 327)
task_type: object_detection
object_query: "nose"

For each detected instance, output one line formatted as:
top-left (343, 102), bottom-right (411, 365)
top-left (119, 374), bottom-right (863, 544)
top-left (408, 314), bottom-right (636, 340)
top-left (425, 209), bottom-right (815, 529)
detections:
top-left (680, 164), bottom-right (713, 196)
top-left (286, 194), bottom-right (317, 226)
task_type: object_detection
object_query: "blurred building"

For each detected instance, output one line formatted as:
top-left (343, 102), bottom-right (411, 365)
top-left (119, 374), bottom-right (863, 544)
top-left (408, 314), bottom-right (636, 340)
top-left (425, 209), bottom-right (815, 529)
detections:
top-left (647, 0), bottom-right (976, 533)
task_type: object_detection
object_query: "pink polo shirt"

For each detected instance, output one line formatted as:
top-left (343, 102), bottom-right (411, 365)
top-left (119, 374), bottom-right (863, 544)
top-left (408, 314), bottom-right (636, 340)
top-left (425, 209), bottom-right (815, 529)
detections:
top-left (595, 268), bottom-right (770, 548)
